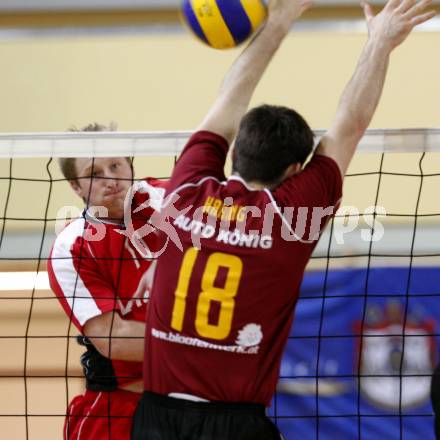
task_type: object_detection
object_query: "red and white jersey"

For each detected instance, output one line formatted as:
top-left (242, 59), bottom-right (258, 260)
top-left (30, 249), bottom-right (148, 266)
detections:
top-left (144, 131), bottom-right (343, 406)
top-left (48, 177), bottom-right (167, 385)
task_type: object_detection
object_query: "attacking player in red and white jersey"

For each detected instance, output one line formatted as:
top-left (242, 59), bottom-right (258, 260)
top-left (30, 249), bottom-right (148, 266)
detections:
top-left (132, 1), bottom-right (436, 439)
top-left (47, 123), bottom-right (167, 439)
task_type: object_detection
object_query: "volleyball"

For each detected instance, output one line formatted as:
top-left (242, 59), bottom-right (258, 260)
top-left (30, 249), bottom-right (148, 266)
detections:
top-left (181, 0), bottom-right (268, 50)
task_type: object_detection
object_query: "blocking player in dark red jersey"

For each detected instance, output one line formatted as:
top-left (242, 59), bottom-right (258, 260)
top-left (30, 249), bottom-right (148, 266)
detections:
top-left (132, 1), bottom-right (436, 439)
top-left (48, 123), bottom-right (167, 440)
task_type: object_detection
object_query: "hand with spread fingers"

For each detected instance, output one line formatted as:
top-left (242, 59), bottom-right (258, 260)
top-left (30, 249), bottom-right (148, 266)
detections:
top-left (317, 0), bottom-right (436, 177)
top-left (363, 0), bottom-right (436, 50)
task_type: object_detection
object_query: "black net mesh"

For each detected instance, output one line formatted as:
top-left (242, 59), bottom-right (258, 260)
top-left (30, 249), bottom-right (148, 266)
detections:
top-left (0, 135), bottom-right (439, 439)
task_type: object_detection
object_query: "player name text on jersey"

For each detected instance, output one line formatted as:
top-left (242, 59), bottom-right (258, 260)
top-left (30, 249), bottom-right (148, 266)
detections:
top-left (173, 214), bottom-right (273, 249)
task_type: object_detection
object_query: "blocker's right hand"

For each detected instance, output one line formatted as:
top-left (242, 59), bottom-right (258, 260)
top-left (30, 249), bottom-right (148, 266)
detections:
top-left (363, 0), bottom-right (436, 51)
top-left (267, 0), bottom-right (313, 31)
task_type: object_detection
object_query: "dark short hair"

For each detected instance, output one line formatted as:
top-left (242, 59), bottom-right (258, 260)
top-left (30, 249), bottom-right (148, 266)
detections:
top-left (232, 105), bottom-right (314, 185)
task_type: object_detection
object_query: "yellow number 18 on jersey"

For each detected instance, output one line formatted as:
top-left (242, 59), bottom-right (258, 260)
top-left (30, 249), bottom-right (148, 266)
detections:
top-left (171, 247), bottom-right (243, 340)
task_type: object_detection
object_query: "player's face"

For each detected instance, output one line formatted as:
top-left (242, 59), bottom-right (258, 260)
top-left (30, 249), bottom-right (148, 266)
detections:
top-left (71, 157), bottom-right (133, 221)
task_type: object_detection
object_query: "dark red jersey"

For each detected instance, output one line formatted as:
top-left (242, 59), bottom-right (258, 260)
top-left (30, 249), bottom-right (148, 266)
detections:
top-left (48, 178), bottom-right (167, 386)
top-left (144, 131), bottom-right (342, 405)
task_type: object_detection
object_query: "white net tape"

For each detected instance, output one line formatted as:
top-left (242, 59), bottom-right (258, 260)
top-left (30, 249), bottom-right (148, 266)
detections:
top-left (0, 128), bottom-right (440, 158)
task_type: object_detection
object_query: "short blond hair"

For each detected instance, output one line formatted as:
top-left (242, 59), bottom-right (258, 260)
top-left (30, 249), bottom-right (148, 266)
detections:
top-left (58, 122), bottom-right (118, 182)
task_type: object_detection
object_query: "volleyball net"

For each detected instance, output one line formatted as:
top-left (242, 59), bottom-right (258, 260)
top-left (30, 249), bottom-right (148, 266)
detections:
top-left (0, 128), bottom-right (439, 439)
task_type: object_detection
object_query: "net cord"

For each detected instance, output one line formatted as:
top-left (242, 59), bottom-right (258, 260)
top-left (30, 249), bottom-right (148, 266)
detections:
top-left (0, 128), bottom-right (439, 157)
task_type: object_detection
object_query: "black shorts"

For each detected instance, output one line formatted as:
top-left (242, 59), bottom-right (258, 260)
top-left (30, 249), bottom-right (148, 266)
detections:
top-left (131, 391), bottom-right (282, 440)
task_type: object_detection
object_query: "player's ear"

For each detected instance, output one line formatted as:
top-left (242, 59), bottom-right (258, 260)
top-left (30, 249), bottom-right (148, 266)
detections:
top-left (70, 180), bottom-right (83, 197)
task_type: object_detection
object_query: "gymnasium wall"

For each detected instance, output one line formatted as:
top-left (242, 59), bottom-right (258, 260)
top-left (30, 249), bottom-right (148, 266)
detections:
top-left (1, 31), bottom-right (439, 131)
top-left (1, 30), bottom-right (440, 231)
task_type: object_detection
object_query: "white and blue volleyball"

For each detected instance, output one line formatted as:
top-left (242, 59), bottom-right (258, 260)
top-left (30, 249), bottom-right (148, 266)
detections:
top-left (181, 0), bottom-right (268, 50)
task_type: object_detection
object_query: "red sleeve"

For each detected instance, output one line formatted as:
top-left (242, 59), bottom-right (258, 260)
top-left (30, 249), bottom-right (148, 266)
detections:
top-left (133, 178), bottom-right (168, 214)
top-left (272, 154), bottom-right (343, 211)
top-left (131, 178), bottom-right (169, 254)
top-left (143, 177), bottom-right (168, 191)
top-left (168, 131), bottom-right (229, 191)
top-left (48, 227), bottom-right (118, 333)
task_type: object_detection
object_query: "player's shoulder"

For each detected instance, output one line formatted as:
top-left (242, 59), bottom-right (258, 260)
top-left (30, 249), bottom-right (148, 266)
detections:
top-left (298, 153), bottom-right (342, 194)
top-left (279, 153), bottom-right (341, 190)
top-left (189, 130), bottom-right (228, 145)
top-left (143, 177), bottom-right (168, 190)
top-left (134, 178), bottom-right (168, 212)
top-left (306, 153), bottom-right (342, 175)
top-left (51, 216), bottom-right (88, 257)
top-left (273, 153), bottom-right (343, 207)
top-left (134, 178), bottom-right (168, 193)
top-left (185, 130), bottom-right (229, 155)
top-left (168, 175), bottom-right (224, 205)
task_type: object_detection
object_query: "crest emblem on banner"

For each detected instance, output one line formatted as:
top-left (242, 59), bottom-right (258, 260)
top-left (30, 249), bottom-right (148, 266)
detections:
top-left (356, 301), bottom-right (436, 410)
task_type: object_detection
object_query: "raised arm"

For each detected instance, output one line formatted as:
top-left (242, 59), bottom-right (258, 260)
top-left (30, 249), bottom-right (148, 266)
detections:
top-left (198, 0), bottom-right (312, 143)
top-left (316, 0), bottom-right (435, 176)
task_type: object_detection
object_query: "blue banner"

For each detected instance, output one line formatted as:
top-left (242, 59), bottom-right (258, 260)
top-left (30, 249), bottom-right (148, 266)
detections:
top-left (272, 267), bottom-right (440, 440)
